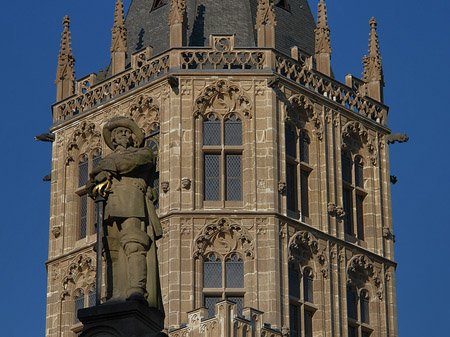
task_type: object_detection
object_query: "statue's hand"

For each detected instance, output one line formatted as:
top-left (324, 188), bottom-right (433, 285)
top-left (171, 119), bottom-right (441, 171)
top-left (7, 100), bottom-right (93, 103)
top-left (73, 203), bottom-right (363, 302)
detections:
top-left (93, 171), bottom-right (111, 184)
top-left (87, 171), bottom-right (112, 197)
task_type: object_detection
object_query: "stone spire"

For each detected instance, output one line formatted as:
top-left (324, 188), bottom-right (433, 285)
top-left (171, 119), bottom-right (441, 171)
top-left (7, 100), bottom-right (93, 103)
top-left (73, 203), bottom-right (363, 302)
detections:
top-left (314, 0), bottom-right (331, 76)
top-left (55, 16), bottom-right (75, 101)
top-left (255, 0), bottom-right (277, 48)
top-left (168, 0), bottom-right (187, 48)
top-left (362, 17), bottom-right (384, 102)
top-left (111, 0), bottom-right (127, 75)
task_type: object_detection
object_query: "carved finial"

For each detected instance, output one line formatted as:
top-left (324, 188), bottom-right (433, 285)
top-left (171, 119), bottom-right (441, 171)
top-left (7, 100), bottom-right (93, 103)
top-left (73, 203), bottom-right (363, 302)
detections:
top-left (168, 0), bottom-right (187, 47)
top-left (255, 0), bottom-right (277, 48)
top-left (111, 0), bottom-right (127, 53)
top-left (255, 0), bottom-right (277, 29)
top-left (168, 0), bottom-right (186, 26)
top-left (55, 15), bottom-right (75, 101)
top-left (362, 17), bottom-right (383, 82)
top-left (315, 0), bottom-right (331, 54)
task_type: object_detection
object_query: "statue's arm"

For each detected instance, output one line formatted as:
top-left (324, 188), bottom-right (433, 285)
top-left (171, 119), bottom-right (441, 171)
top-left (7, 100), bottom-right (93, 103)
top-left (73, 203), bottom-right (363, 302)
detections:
top-left (113, 148), bottom-right (155, 175)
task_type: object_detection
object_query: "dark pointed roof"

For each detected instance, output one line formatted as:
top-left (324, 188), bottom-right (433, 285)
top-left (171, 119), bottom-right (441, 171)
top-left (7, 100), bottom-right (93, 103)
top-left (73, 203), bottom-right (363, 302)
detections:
top-left (125, 0), bottom-right (316, 57)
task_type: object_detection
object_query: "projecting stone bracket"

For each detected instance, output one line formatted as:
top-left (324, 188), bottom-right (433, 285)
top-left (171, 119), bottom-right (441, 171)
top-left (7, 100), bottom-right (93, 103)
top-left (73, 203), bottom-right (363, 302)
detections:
top-left (328, 203), bottom-right (345, 221)
top-left (386, 133), bottom-right (409, 144)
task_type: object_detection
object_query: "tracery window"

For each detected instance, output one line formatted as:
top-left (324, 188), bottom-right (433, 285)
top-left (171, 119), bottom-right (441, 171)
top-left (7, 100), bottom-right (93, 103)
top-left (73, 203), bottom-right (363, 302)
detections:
top-left (203, 252), bottom-right (244, 317)
top-left (289, 265), bottom-right (316, 337)
top-left (342, 153), bottom-right (366, 240)
top-left (203, 114), bottom-right (243, 205)
top-left (285, 125), bottom-right (311, 219)
top-left (347, 286), bottom-right (372, 337)
top-left (76, 149), bottom-right (102, 240)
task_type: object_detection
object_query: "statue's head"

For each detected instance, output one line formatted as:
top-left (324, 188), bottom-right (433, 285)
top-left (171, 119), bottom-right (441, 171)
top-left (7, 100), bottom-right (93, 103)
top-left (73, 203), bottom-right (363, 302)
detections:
top-left (103, 117), bottom-right (144, 150)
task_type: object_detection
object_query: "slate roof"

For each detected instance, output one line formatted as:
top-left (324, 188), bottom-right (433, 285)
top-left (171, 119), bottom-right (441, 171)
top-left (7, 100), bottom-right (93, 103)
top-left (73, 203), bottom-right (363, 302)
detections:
top-left (125, 0), bottom-right (316, 57)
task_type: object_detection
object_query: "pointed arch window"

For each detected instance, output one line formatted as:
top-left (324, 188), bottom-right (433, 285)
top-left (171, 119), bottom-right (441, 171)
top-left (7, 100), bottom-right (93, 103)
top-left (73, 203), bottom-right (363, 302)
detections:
top-left (73, 289), bottom-right (85, 324)
top-left (288, 264), bottom-right (316, 337)
top-left (76, 150), bottom-right (102, 240)
top-left (203, 114), bottom-right (243, 205)
top-left (342, 153), bottom-right (366, 241)
top-left (88, 285), bottom-right (96, 307)
top-left (285, 125), bottom-right (312, 219)
top-left (203, 252), bottom-right (244, 317)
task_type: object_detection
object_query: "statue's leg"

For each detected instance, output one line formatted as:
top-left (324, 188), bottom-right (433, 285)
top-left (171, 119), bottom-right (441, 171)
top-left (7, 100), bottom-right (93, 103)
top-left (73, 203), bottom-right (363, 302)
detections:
top-left (119, 217), bottom-right (151, 300)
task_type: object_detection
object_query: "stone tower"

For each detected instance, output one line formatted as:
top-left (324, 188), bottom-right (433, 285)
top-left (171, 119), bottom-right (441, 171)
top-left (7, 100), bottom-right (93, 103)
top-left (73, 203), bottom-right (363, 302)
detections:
top-left (45, 1), bottom-right (398, 336)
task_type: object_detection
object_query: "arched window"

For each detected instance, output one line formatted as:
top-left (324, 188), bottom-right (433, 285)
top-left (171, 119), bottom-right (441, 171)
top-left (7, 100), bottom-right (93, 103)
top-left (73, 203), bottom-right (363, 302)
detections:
top-left (78, 155), bottom-right (89, 240)
top-left (285, 125), bottom-right (312, 219)
top-left (289, 265), bottom-right (316, 337)
top-left (225, 253), bottom-right (244, 288)
top-left (303, 268), bottom-right (314, 303)
top-left (203, 253), bottom-right (222, 288)
top-left (347, 285), bottom-right (358, 320)
top-left (88, 285), bottom-right (96, 307)
top-left (203, 252), bottom-right (244, 318)
top-left (342, 153), bottom-right (367, 241)
top-left (299, 131), bottom-right (310, 164)
top-left (73, 289), bottom-right (85, 324)
top-left (203, 114), bottom-right (243, 204)
top-left (76, 149), bottom-right (102, 240)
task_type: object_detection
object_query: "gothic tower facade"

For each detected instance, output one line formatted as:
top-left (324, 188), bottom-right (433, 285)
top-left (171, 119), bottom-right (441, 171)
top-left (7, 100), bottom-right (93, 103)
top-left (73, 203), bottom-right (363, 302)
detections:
top-left (45, 1), bottom-right (398, 336)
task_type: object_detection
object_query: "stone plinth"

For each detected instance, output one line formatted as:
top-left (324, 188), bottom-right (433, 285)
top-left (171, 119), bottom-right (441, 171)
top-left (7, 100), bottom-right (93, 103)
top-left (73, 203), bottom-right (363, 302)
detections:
top-left (78, 300), bottom-right (166, 337)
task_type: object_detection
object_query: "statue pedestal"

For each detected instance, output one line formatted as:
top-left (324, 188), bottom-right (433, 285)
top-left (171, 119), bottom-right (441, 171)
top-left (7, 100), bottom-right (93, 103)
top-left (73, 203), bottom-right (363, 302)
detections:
top-left (78, 300), bottom-right (166, 337)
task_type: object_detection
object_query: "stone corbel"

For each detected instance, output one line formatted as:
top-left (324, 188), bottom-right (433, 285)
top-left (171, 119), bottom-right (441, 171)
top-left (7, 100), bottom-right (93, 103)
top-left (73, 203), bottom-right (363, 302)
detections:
top-left (181, 178), bottom-right (191, 190)
top-left (386, 133), bottom-right (409, 145)
top-left (278, 181), bottom-right (286, 194)
top-left (161, 181), bottom-right (170, 193)
top-left (382, 227), bottom-right (396, 242)
top-left (328, 203), bottom-right (345, 221)
top-left (52, 226), bottom-right (61, 238)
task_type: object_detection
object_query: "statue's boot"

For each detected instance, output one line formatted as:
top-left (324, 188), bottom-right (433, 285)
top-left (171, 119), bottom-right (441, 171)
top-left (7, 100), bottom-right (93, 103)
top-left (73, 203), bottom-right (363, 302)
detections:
top-left (126, 250), bottom-right (148, 301)
top-left (119, 218), bottom-right (151, 302)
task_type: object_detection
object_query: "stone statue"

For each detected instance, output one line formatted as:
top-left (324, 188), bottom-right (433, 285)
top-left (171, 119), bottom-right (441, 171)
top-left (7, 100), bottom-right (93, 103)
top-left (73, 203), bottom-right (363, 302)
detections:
top-left (88, 117), bottom-right (163, 314)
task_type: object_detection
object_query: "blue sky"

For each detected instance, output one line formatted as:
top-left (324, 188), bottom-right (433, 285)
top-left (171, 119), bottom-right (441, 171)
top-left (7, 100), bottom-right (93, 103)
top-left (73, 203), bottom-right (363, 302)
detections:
top-left (0, 1), bottom-right (448, 336)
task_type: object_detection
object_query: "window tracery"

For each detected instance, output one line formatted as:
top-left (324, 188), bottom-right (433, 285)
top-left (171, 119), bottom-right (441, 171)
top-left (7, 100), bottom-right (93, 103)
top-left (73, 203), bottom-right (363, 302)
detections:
top-left (288, 231), bottom-right (327, 337)
top-left (346, 254), bottom-right (384, 336)
top-left (194, 219), bottom-right (253, 318)
top-left (59, 254), bottom-right (96, 327)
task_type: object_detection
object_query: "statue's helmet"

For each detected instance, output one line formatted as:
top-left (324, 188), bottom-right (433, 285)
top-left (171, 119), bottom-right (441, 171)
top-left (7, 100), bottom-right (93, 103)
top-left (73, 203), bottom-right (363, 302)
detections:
top-left (103, 117), bottom-right (144, 150)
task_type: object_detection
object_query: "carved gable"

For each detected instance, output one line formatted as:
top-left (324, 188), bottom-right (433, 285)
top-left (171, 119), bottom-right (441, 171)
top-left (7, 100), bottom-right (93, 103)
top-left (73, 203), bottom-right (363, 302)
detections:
top-left (193, 218), bottom-right (254, 259)
top-left (194, 80), bottom-right (252, 119)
